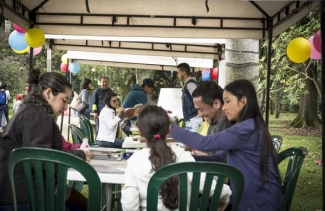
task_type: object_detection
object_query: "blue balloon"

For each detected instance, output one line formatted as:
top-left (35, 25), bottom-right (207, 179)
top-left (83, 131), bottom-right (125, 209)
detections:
top-left (69, 62), bottom-right (80, 74)
top-left (8, 31), bottom-right (28, 51)
top-left (202, 72), bottom-right (210, 81)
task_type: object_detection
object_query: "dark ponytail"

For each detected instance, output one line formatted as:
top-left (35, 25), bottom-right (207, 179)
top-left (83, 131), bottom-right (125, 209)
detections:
top-left (138, 105), bottom-right (178, 210)
top-left (27, 69), bottom-right (71, 97)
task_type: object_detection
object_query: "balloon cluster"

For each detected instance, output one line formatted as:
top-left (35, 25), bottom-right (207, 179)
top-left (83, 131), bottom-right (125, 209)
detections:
top-left (201, 68), bottom-right (219, 81)
top-left (60, 54), bottom-right (80, 74)
top-left (286, 30), bottom-right (321, 63)
top-left (8, 24), bottom-right (45, 55)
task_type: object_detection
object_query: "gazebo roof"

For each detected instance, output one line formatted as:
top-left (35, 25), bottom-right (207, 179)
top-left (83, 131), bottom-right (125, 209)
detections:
top-left (1, 0), bottom-right (319, 39)
top-left (66, 50), bottom-right (213, 71)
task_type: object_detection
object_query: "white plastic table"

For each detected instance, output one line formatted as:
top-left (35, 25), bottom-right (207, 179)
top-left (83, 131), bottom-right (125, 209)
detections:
top-left (67, 150), bottom-right (127, 211)
top-left (122, 136), bottom-right (185, 148)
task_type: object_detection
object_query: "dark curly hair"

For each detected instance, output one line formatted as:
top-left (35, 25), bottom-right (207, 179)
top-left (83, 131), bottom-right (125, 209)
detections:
top-left (137, 105), bottom-right (178, 209)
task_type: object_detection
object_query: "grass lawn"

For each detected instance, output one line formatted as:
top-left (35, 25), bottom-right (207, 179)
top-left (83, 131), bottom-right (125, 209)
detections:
top-left (269, 113), bottom-right (322, 211)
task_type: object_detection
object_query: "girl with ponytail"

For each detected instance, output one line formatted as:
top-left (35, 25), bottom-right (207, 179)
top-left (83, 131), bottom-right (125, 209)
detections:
top-left (121, 105), bottom-right (231, 211)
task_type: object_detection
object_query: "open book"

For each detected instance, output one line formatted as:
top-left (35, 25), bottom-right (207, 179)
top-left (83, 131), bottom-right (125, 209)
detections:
top-left (124, 104), bottom-right (143, 118)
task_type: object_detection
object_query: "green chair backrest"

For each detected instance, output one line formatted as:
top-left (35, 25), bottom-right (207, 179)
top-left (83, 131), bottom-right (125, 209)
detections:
top-left (69, 124), bottom-right (87, 144)
top-left (271, 135), bottom-right (283, 152)
top-left (8, 147), bottom-right (102, 211)
top-left (80, 119), bottom-right (96, 145)
top-left (278, 146), bottom-right (308, 211)
top-left (177, 118), bottom-right (185, 128)
top-left (147, 162), bottom-right (244, 211)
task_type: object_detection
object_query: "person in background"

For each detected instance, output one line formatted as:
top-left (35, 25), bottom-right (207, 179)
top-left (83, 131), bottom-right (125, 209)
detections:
top-left (92, 76), bottom-right (113, 134)
top-left (0, 69), bottom-right (90, 211)
top-left (190, 81), bottom-right (227, 156)
top-left (121, 105), bottom-right (231, 211)
top-left (0, 83), bottom-right (10, 127)
top-left (176, 63), bottom-right (202, 132)
top-left (23, 86), bottom-right (29, 98)
top-left (12, 94), bottom-right (23, 114)
top-left (78, 79), bottom-right (93, 119)
top-left (169, 79), bottom-right (283, 211)
top-left (96, 92), bottom-right (125, 148)
top-left (121, 78), bottom-right (155, 136)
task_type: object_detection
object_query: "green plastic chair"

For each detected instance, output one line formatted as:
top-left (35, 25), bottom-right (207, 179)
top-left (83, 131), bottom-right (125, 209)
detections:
top-left (68, 124), bottom-right (87, 192)
top-left (177, 118), bottom-right (186, 128)
top-left (80, 118), bottom-right (96, 145)
top-left (147, 162), bottom-right (244, 211)
top-left (278, 146), bottom-right (308, 211)
top-left (8, 147), bottom-right (102, 211)
top-left (69, 124), bottom-right (87, 144)
top-left (271, 135), bottom-right (283, 152)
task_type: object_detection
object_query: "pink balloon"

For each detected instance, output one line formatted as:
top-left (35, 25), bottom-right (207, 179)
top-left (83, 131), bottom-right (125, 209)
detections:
top-left (201, 68), bottom-right (210, 74)
top-left (61, 63), bottom-right (68, 72)
top-left (313, 30), bottom-right (321, 53)
top-left (13, 23), bottom-right (26, 33)
top-left (308, 36), bottom-right (321, 60)
top-left (27, 46), bottom-right (42, 56)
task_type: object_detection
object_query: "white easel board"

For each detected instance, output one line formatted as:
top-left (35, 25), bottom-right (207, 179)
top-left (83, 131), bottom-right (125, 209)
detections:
top-left (157, 88), bottom-right (183, 118)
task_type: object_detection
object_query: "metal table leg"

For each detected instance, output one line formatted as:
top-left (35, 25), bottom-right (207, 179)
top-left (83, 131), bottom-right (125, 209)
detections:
top-left (106, 184), bottom-right (113, 211)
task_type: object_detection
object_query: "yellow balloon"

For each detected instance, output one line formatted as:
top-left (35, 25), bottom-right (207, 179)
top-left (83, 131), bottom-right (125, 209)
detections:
top-left (25, 28), bottom-right (45, 48)
top-left (61, 54), bottom-right (68, 64)
top-left (286, 37), bottom-right (311, 63)
top-left (12, 46), bottom-right (30, 54)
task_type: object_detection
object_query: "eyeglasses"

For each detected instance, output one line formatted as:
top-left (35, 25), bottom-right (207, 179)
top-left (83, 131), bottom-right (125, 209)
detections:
top-left (110, 100), bottom-right (118, 103)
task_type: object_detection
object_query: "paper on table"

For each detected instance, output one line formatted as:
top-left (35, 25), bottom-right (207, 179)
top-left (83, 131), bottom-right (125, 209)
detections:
top-left (90, 147), bottom-right (122, 152)
top-left (92, 165), bottom-right (125, 173)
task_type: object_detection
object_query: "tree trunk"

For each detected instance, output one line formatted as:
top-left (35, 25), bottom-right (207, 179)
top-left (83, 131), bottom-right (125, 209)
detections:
top-left (275, 85), bottom-right (281, 118)
top-left (270, 99), bottom-right (274, 115)
top-left (259, 88), bottom-right (265, 115)
top-left (225, 39), bottom-right (259, 91)
top-left (290, 63), bottom-right (321, 128)
top-left (135, 68), bottom-right (140, 83)
top-left (120, 69), bottom-right (136, 102)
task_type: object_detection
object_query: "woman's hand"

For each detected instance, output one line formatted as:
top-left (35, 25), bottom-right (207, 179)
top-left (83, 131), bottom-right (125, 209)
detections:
top-left (191, 150), bottom-right (208, 156)
top-left (117, 107), bottom-right (125, 116)
top-left (83, 150), bottom-right (92, 163)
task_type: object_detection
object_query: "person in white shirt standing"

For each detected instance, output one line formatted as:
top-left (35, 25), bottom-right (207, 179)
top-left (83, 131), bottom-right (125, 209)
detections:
top-left (96, 91), bottom-right (125, 148)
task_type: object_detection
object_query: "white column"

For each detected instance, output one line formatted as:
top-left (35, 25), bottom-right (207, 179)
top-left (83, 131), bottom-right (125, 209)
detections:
top-left (46, 47), bottom-right (52, 72)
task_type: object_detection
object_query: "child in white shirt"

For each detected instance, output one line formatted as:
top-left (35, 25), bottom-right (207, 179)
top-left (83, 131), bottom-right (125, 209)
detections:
top-left (121, 105), bottom-right (231, 211)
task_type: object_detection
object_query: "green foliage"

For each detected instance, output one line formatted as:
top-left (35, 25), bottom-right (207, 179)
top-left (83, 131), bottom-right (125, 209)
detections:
top-left (0, 25), bottom-right (66, 101)
top-left (259, 9), bottom-right (321, 111)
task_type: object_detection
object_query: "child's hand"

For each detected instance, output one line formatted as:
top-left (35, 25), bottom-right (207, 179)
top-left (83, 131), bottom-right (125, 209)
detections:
top-left (217, 202), bottom-right (228, 211)
top-left (83, 150), bottom-right (92, 163)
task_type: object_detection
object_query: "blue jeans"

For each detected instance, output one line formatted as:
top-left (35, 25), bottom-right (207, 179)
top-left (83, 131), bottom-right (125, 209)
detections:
top-left (121, 116), bottom-right (137, 136)
top-left (0, 105), bottom-right (4, 127)
top-left (78, 108), bottom-right (91, 120)
top-left (97, 138), bottom-right (124, 148)
top-left (3, 105), bottom-right (9, 123)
